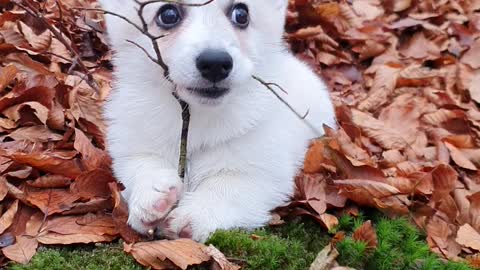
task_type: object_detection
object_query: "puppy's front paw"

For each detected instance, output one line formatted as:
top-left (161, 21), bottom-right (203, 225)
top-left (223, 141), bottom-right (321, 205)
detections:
top-left (158, 201), bottom-right (212, 243)
top-left (126, 170), bottom-right (183, 235)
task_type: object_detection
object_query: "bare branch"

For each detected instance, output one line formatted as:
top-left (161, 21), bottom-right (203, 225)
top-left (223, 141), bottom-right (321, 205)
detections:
top-left (126, 40), bottom-right (160, 65)
top-left (252, 75), bottom-right (323, 137)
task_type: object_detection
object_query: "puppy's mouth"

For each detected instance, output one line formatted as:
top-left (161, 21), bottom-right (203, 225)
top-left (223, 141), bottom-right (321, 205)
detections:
top-left (186, 86), bottom-right (229, 99)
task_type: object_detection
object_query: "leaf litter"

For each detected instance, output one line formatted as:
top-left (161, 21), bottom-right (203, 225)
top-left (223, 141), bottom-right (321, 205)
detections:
top-left (0, 0), bottom-right (479, 269)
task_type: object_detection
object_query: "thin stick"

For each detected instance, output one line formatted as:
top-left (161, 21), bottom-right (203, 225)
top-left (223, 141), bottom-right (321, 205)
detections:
top-left (178, 100), bottom-right (190, 179)
top-left (252, 75), bottom-right (323, 136)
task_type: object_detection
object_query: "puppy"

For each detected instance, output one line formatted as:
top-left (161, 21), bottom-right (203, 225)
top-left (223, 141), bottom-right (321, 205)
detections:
top-left (99, 0), bottom-right (335, 242)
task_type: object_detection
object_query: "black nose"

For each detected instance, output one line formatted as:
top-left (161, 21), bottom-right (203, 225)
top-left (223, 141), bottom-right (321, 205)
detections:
top-left (196, 50), bottom-right (233, 83)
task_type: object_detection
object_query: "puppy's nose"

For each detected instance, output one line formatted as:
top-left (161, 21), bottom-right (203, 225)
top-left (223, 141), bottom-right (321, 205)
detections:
top-left (196, 50), bottom-right (233, 83)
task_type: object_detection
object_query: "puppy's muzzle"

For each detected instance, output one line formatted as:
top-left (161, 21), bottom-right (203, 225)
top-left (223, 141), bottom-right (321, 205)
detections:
top-left (196, 50), bottom-right (233, 83)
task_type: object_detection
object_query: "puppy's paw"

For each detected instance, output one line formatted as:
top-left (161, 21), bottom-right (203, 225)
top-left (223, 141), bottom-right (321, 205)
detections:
top-left (126, 170), bottom-right (183, 235)
top-left (158, 202), bottom-right (212, 243)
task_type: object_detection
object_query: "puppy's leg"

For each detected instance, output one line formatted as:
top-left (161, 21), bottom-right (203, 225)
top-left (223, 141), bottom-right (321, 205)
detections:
top-left (160, 173), bottom-right (289, 242)
top-left (115, 155), bottom-right (183, 235)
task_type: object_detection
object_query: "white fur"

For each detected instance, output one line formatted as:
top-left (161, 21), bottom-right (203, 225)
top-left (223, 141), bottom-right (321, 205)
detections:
top-left (100, 0), bottom-right (335, 242)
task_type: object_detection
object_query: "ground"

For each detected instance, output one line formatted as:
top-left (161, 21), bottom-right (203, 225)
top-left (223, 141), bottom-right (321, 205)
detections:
top-left (10, 212), bottom-right (473, 270)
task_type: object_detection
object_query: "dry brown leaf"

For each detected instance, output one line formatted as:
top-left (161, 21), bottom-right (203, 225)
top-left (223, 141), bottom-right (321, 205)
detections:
top-left (5, 126), bottom-right (63, 142)
top-left (0, 200), bottom-right (19, 234)
top-left (391, 0), bottom-right (412, 12)
top-left (304, 139), bottom-right (326, 173)
top-left (456, 224), bottom-right (480, 251)
top-left (26, 175), bottom-right (72, 188)
top-left (2, 236), bottom-right (38, 264)
top-left (74, 128), bottom-right (109, 170)
top-left (352, 0), bottom-right (384, 21)
top-left (469, 192), bottom-right (480, 231)
top-left (124, 239), bottom-right (211, 270)
top-left (4, 150), bottom-right (83, 179)
top-left (0, 176), bottom-right (7, 201)
top-left (70, 169), bottom-right (115, 200)
top-left (350, 109), bottom-right (407, 149)
top-left (0, 64), bottom-right (18, 92)
top-left (358, 65), bottom-right (401, 111)
top-left (204, 244), bottom-right (241, 270)
top-left (334, 179), bottom-right (400, 206)
top-left (25, 189), bottom-right (79, 215)
top-left (309, 244), bottom-right (339, 270)
top-left (461, 39), bottom-right (480, 69)
top-left (319, 213), bottom-right (339, 231)
top-left (399, 32), bottom-right (441, 60)
top-left (444, 142), bottom-right (477, 171)
top-left (353, 220), bottom-right (378, 249)
top-left (431, 164), bottom-right (458, 195)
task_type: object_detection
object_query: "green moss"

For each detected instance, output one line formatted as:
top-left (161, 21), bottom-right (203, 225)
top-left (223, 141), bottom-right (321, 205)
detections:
top-left (206, 219), bottom-right (330, 270)
top-left (335, 215), bottom-right (472, 270)
top-left (8, 242), bottom-right (141, 270)
top-left (9, 215), bottom-right (474, 270)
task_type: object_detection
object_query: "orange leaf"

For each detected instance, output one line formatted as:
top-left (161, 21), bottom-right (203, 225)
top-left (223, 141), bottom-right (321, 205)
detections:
top-left (74, 128), bottom-right (109, 170)
top-left (0, 200), bottom-right (19, 234)
top-left (70, 169), bottom-right (116, 200)
top-left (0, 64), bottom-right (18, 92)
top-left (456, 224), bottom-right (480, 251)
top-left (124, 239), bottom-right (211, 270)
top-left (2, 236), bottom-right (38, 264)
top-left (25, 189), bottom-right (80, 215)
top-left (353, 220), bottom-right (378, 249)
top-left (203, 244), bottom-right (241, 270)
top-left (0, 176), bottom-right (7, 201)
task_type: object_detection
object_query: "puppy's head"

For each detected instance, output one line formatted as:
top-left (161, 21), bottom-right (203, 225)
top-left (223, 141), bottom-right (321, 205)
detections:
top-left (99, 0), bottom-right (288, 106)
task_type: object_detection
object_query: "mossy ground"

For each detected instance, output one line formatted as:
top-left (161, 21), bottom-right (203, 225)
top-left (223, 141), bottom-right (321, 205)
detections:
top-left (9, 211), bottom-right (473, 270)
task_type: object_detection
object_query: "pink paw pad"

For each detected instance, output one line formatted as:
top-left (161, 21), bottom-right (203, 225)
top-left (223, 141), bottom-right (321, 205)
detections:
top-left (140, 187), bottom-right (179, 228)
top-left (179, 224), bottom-right (193, 239)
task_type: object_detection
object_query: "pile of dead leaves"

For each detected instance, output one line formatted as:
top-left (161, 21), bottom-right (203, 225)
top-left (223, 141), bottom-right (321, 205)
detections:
top-left (285, 0), bottom-right (480, 266)
top-left (0, 0), bottom-right (479, 269)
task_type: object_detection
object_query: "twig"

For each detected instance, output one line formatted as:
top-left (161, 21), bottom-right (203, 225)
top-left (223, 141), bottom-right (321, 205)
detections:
top-left (252, 75), bottom-right (323, 136)
top-left (178, 98), bottom-right (190, 179)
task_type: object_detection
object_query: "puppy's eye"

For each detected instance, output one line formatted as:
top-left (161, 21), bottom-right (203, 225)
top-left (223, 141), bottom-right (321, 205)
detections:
top-left (156, 4), bottom-right (182, 29)
top-left (230, 3), bottom-right (249, 28)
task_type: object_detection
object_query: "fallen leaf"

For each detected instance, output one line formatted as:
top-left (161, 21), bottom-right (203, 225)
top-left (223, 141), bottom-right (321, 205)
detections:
top-left (204, 244), bottom-right (241, 270)
top-left (0, 200), bottom-right (19, 234)
top-left (25, 189), bottom-right (79, 215)
top-left (124, 239), bottom-right (211, 270)
top-left (2, 236), bottom-right (38, 264)
top-left (70, 169), bottom-right (115, 200)
top-left (309, 244), bottom-right (339, 270)
top-left (0, 64), bottom-right (18, 92)
top-left (456, 224), bottom-right (480, 251)
top-left (353, 220), bottom-right (378, 249)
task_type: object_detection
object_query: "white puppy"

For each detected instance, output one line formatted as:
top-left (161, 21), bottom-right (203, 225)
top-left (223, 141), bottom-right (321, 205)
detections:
top-left (99, 0), bottom-right (335, 242)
